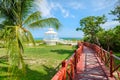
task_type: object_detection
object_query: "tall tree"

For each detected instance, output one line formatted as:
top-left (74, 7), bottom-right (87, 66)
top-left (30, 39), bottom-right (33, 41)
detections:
top-left (76, 15), bottom-right (106, 44)
top-left (112, 25), bottom-right (120, 51)
top-left (96, 25), bottom-right (120, 52)
top-left (108, 0), bottom-right (120, 51)
top-left (0, 0), bottom-right (61, 79)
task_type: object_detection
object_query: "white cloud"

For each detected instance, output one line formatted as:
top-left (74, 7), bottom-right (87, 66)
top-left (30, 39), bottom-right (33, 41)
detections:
top-left (101, 21), bottom-right (119, 29)
top-left (50, 2), bottom-right (75, 18)
top-left (52, 3), bottom-right (69, 17)
top-left (69, 2), bottom-right (85, 10)
top-left (34, 0), bottom-right (53, 17)
top-left (92, 0), bottom-right (117, 11)
top-left (71, 15), bottom-right (75, 18)
top-left (34, 0), bottom-right (75, 18)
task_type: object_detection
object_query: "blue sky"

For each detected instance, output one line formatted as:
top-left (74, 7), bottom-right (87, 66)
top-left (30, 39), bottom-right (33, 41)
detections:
top-left (30, 0), bottom-right (119, 38)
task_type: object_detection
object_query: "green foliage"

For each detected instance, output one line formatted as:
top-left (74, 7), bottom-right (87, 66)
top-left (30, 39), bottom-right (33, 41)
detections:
top-left (110, 5), bottom-right (120, 22)
top-left (0, 0), bottom-right (61, 29)
top-left (96, 29), bottom-right (114, 51)
top-left (96, 25), bottom-right (120, 52)
top-left (23, 11), bottom-right (42, 25)
top-left (76, 15), bottom-right (106, 44)
top-left (0, 0), bottom-right (61, 80)
top-left (112, 25), bottom-right (120, 51)
top-left (76, 11), bottom-right (120, 52)
top-left (29, 18), bottom-right (61, 30)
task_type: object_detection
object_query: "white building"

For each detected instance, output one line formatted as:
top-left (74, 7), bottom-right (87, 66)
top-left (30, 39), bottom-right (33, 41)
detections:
top-left (43, 28), bottom-right (58, 45)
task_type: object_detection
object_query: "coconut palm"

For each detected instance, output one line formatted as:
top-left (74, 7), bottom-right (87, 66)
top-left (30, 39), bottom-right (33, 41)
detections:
top-left (0, 0), bottom-right (61, 79)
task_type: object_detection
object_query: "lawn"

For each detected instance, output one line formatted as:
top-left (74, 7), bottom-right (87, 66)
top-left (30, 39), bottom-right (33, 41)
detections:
top-left (0, 44), bottom-right (74, 80)
top-left (114, 52), bottom-right (120, 57)
top-left (0, 43), bottom-right (119, 80)
top-left (114, 52), bottom-right (120, 68)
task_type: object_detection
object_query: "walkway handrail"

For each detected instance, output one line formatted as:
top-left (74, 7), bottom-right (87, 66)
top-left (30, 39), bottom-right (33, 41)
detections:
top-left (83, 42), bottom-right (120, 79)
top-left (51, 42), bottom-right (83, 80)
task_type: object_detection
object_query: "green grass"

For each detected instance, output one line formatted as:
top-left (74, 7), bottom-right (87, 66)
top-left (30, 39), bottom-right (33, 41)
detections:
top-left (114, 52), bottom-right (120, 69)
top-left (114, 52), bottom-right (120, 57)
top-left (1, 43), bottom-right (119, 80)
top-left (0, 44), bottom-right (74, 80)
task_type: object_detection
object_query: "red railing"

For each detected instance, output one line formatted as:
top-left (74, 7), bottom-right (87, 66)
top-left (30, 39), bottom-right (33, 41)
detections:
top-left (51, 42), bottom-right (83, 80)
top-left (83, 42), bottom-right (120, 80)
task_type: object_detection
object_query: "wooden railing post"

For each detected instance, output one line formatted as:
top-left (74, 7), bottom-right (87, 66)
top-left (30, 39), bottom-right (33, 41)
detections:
top-left (74, 50), bottom-right (77, 73)
top-left (100, 48), bottom-right (102, 62)
top-left (110, 50), bottom-right (113, 77)
top-left (62, 60), bottom-right (66, 80)
top-left (70, 60), bottom-right (75, 79)
top-left (81, 42), bottom-right (83, 52)
top-left (62, 60), bottom-right (66, 67)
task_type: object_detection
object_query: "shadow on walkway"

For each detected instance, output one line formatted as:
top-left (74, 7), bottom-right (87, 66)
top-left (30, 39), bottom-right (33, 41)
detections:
top-left (76, 46), bottom-right (108, 80)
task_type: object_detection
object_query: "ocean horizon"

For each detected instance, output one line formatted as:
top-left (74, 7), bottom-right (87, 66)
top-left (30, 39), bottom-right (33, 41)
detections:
top-left (34, 37), bottom-right (82, 40)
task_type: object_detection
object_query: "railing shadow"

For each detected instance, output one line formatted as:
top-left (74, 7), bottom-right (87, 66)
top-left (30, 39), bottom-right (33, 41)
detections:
top-left (84, 42), bottom-right (120, 79)
top-left (50, 49), bottom-right (74, 60)
top-left (77, 65), bottom-right (108, 79)
top-left (43, 65), bottom-right (58, 80)
top-left (50, 49), bottom-right (74, 73)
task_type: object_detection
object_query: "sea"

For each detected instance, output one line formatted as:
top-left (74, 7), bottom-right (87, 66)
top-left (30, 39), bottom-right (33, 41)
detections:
top-left (34, 37), bottom-right (82, 40)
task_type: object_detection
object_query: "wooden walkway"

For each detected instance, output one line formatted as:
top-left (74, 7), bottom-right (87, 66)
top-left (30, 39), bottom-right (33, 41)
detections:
top-left (52, 43), bottom-right (119, 80)
top-left (75, 46), bottom-right (109, 80)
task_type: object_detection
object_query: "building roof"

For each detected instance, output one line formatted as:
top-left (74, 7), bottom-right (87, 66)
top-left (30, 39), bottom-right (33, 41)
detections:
top-left (45, 28), bottom-right (57, 34)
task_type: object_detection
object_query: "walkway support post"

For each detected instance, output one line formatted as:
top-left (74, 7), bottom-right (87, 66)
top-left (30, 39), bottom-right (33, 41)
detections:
top-left (110, 50), bottom-right (113, 77)
top-left (70, 59), bottom-right (75, 79)
top-left (74, 50), bottom-right (77, 73)
top-left (62, 60), bottom-right (66, 80)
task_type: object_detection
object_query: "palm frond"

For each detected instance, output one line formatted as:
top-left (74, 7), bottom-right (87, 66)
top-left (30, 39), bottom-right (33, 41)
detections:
top-left (21, 0), bottom-right (34, 20)
top-left (0, 0), bottom-right (15, 25)
top-left (26, 31), bottom-right (35, 46)
top-left (0, 0), bottom-right (35, 26)
top-left (17, 38), bottom-right (25, 71)
top-left (11, 9), bottom-right (20, 24)
top-left (29, 18), bottom-right (61, 30)
top-left (17, 27), bottom-right (35, 46)
top-left (23, 11), bottom-right (41, 25)
top-left (18, 39), bottom-right (24, 56)
top-left (18, 27), bottom-right (28, 42)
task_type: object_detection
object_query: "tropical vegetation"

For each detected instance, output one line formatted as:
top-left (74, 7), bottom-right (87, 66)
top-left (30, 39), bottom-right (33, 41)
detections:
top-left (76, 15), bottom-right (106, 45)
top-left (76, 1), bottom-right (120, 52)
top-left (0, 0), bottom-right (61, 79)
top-left (0, 44), bottom-right (73, 80)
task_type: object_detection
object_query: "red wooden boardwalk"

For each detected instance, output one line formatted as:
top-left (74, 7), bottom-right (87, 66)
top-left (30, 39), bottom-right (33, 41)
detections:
top-left (75, 46), bottom-right (108, 80)
top-left (52, 42), bottom-right (120, 80)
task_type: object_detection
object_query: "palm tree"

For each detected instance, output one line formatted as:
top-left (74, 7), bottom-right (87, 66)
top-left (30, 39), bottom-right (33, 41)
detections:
top-left (0, 0), bottom-right (61, 79)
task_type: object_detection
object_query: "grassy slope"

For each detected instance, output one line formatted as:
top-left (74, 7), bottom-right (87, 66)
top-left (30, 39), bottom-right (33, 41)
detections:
top-left (0, 44), bottom-right (119, 80)
top-left (0, 44), bottom-right (74, 80)
top-left (24, 44), bottom-right (73, 80)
